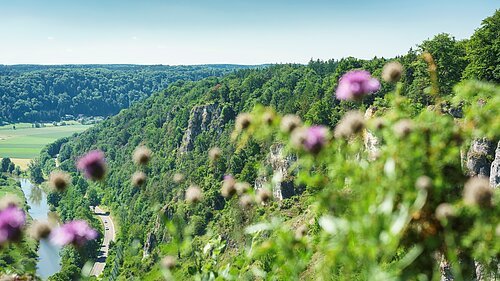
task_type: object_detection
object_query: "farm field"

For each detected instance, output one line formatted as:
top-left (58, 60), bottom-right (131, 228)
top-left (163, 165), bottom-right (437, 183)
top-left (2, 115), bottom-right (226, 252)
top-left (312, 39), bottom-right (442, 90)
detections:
top-left (0, 123), bottom-right (92, 169)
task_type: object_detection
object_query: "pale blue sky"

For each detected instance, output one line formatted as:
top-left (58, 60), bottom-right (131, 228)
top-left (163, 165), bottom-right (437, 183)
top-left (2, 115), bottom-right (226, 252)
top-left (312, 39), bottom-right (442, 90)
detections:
top-left (0, 0), bottom-right (497, 65)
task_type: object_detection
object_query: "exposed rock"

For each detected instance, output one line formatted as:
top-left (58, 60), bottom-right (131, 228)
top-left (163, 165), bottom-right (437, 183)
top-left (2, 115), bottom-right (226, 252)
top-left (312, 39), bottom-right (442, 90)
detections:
top-left (466, 138), bottom-right (495, 177)
top-left (142, 232), bottom-right (156, 259)
top-left (179, 104), bottom-right (222, 153)
top-left (255, 144), bottom-right (297, 200)
top-left (364, 107), bottom-right (380, 160)
top-left (490, 141), bottom-right (500, 188)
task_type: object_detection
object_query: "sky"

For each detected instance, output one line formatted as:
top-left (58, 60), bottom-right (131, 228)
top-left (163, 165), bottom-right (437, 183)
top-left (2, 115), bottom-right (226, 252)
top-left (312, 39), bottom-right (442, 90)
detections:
top-left (0, 0), bottom-right (497, 65)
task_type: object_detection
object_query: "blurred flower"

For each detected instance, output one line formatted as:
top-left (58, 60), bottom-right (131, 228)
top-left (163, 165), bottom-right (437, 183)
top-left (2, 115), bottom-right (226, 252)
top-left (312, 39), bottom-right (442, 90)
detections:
top-left (415, 176), bottom-right (432, 190)
top-left (262, 111), bottom-right (275, 125)
top-left (49, 171), bottom-right (71, 192)
top-left (28, 220), bottom-right (52, 240)
top-left (133, 146), bottom-right (152, 165)
top-left (334, 111), bottom-right (365, 139)
top-left (463, 177), bottom-right (493, 207)
top-left (132, 171), bottom-right (147, 187)
top-left (336, 70), bottom-right (380, 100)
top-left (161, 255), bottom-right (176, 270)
top-left (173, 173), bottom-right (184, 184)
top-left (280, 114), bottom-right (302, 133)
top-left (50, 220), bottom-right (97, 246)
top-left (0, 195), bottom-right (21, 210)
top-left (295, 224), bottom-right (308, 240)
top-left (291, 128), bottom-right (308, 148)
top-left (256, 188), bottom-right (272, 204)
top-left (235, 182), bottom-right (251, 195)
top-left (0, 205), bottom-right (25, 244)
top-left (186, 185), bottom-right (202, 204)
top-left (235, 113), bottom-right (252, 131)
top-left (239, 194), bottom-right (254, 209)
top-left (382, 61), bottom-right (404, 83)
top-left (221, 175), bottom-right (236, 198)
top-left (77, 150), bottom-right (106, 181)
top-left (393, 119), bottom-right (414, 138)
top-left (208, 147), bottom-right (222, 161)
top-left (303, 126), bottom-right (329, 154)
top-left (435, 203), bottom-right (456, 221)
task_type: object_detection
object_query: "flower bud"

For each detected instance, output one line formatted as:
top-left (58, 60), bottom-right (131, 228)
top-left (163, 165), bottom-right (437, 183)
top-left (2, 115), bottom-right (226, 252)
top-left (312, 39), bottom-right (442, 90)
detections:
top-left (186, 185), bottom-right (202, 204)
top-left (463, 177), bottom-right (493, 207)
top-left (382, 61), bottom-right (404, 83)
top-left (133, 146), bottom-right (152, 165)
top-left (132, 171), bottom-right (147, 187)
top-left (49, 171), bottom-right (72, 192)
top-left (280, 114), bottom-right (302, 133)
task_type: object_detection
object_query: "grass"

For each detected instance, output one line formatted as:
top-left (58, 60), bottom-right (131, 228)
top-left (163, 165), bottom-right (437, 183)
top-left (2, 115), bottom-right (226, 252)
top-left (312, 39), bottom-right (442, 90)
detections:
top-left (0, 122), bottom-right (92, 169)
top-left (0, 175), bottom-right (24, 207)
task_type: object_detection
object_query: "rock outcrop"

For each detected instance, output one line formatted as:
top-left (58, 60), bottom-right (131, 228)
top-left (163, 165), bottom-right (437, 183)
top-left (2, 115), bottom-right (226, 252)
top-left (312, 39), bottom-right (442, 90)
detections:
top-left (466, 138), bottom-right (495, 177)
top-left (179, 104), bottom-right (222, 153)
top-left (490, 141), bottom-right (500, 188)
top-left (255, 144), bottom-right (297, 200)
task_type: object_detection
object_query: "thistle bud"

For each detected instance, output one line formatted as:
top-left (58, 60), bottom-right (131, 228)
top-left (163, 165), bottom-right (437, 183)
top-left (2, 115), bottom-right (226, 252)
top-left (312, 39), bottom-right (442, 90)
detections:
top-left (173, 173), bottom-right (184, 184)
top-left (256, 188), bottom-right (272, 204)
top-left (262, 111), bottom-right (275, 125)
top-left (280, 114), bottom-right (302, 133)
top-left (295, 224), bottom-right (308, 240)
top-left (463, 177), bottom-right (493, 207)
top-left (186, 185), bottom-right (202, 204)
top-left (334, 111), bottom-right (365, 139)
top-left (161, 255), bottom-right (177, 270)
top-left (28, 220), bottom-right (52, 240)
top-left (208, 147), bottom-right (222, 161)
top-left (133, 146), bottom-right (152, 166)
top-left (239, 194), bottom-right (254, 209)
top-left (435, 203), bottom-right (456, 221)
top-left (415, 176), bottom-right (432, 191)
top-left (131, 171), bottom-right (147, 187)
top-left (382, 61), bottom-right (404, 83)
top-left (221, 175), bottom-right (236, 198)
top-left (235, 113), bottom-right (252, 131)
top-left (393, 119), bottom-right (413, 138)
top-left (235, 182), bottom-right (251, 195)
top-left (49, 171), bottom-right (72, 192)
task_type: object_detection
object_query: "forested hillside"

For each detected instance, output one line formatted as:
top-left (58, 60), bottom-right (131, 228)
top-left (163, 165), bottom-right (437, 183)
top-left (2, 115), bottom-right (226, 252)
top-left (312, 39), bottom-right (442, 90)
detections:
top-left (0, 64), bottom-right (254, 123)
top-left (32, 11), bottom-right (499, 280)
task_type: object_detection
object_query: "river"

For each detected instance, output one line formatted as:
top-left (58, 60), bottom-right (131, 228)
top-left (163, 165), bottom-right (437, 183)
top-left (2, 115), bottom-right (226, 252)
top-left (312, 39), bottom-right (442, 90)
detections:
top-left (19, 178), bottom-right (61, 280)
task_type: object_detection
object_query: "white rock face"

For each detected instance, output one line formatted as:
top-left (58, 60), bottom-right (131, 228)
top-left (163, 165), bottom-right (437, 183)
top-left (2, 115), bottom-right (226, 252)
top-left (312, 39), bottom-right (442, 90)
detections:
top-left (489, 141), bottom-right (500, 188)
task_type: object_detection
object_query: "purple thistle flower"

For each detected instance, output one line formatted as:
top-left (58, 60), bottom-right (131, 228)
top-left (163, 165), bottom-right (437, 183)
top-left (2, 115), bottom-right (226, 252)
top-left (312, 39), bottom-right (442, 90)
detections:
top-left (303, 126), bottom-right (328, 154)
top-left (50, 220), bottom-right (97, 247)
top-left (77, 150), bottom-right (106, 180)
top-left (335, 70), bottom-right (380, 101)
top-left (0, 205), bottom-right (26, 244)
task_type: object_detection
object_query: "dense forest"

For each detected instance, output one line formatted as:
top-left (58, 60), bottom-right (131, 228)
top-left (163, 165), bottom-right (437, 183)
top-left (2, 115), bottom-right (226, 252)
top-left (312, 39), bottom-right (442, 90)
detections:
top-left (26, 10), bottom-right (500, 280)
top-left (0, 64), bottom-right (255, 123)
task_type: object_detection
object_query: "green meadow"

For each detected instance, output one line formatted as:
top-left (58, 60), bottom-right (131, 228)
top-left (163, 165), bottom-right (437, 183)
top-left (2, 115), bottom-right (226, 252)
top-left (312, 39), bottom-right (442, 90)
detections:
top-left (0, 123), bottom-right (92, 168)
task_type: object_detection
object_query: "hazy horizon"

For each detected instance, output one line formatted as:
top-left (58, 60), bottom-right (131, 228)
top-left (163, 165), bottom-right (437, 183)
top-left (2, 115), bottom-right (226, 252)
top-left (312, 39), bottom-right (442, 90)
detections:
top-left (0, 0), bottom-right (497, 65)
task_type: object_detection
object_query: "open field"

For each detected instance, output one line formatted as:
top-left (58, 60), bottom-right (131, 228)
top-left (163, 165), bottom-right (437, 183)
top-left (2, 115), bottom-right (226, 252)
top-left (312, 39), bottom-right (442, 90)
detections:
top-left (0, 123), bottom-right (92, 169)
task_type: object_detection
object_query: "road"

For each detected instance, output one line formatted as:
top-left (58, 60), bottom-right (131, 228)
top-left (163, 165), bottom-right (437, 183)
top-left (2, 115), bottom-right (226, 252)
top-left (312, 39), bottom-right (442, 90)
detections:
top-left (90, 206), bottom-right (116, 277)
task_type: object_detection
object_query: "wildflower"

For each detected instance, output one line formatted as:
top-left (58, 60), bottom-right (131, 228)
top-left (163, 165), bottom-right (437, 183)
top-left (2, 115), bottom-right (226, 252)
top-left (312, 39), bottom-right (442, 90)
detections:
top-left (262, 111), bottom-right (275, 125)
top-left (256, 188), bottom-right (272, 204)
top-left (161, 255), bottom-right (177, 270)
top-left (49, 171), bottom-right (71, 192)
top-left (50, 220), bottom-right (97, 246)
top-left (77, 150), bottom-right (106, 181)
top-left (221, 175), bottom-right (236, 198)
top-left (0, 205), bottom-right (25, 244)
top-left (463, 177), bottom-right (493, 207)
top-left (28, 220), bottom-right (52, 240)
top-left (280, 114), bottom-right (302, 133)
top-left (235, 113), bottom-right (252, 131)
top-left (295, 225), bottom-right (308, 240)
top-left (133, 146), bottom-right (152, 165)
top-left (335, 70), bottom-right (380, 101)
top-left (0, 195), bottom-right (21, 210)
top-left (291, 128), bottom-right (308, 148)
top-left (208, 147), bottom-right (222, 161)
top-left (415, 176), bottom-right (432, 190)
top-left (435, 203), bottom-right (456, 221)
top-left (239, 194), bottom-right (254, 209)
top-left (173, 173), bottom-right (184, 184)
top-left (382, 61), bottom-right (404, 83)
top-left (235, 182), bottom-right (251, 195)
top-left (334, 111), bottom-right (365, 139)
top-left (185, 185), bottom-right (202, 204)
top-left (303, 126), bottom-right (328, 154)
top-left (132, 171), bottom-right (147, 187)
top-left (372, 118), bottom-right (386, 130)
top-left (393, 119), bottom-right (413, 138)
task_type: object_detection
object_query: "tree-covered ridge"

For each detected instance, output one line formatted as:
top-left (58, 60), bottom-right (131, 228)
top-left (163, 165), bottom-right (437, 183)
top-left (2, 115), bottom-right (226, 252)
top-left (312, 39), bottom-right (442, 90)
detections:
top-left (31, 10), bottom-right (499, 280)
top-left (0, 64), bottom-right (257, 123)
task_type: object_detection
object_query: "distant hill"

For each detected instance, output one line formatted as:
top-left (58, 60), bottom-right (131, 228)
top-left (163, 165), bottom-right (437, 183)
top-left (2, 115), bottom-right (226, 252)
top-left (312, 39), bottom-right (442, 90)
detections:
top-left (0, 64), bottom-right (258, 123)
